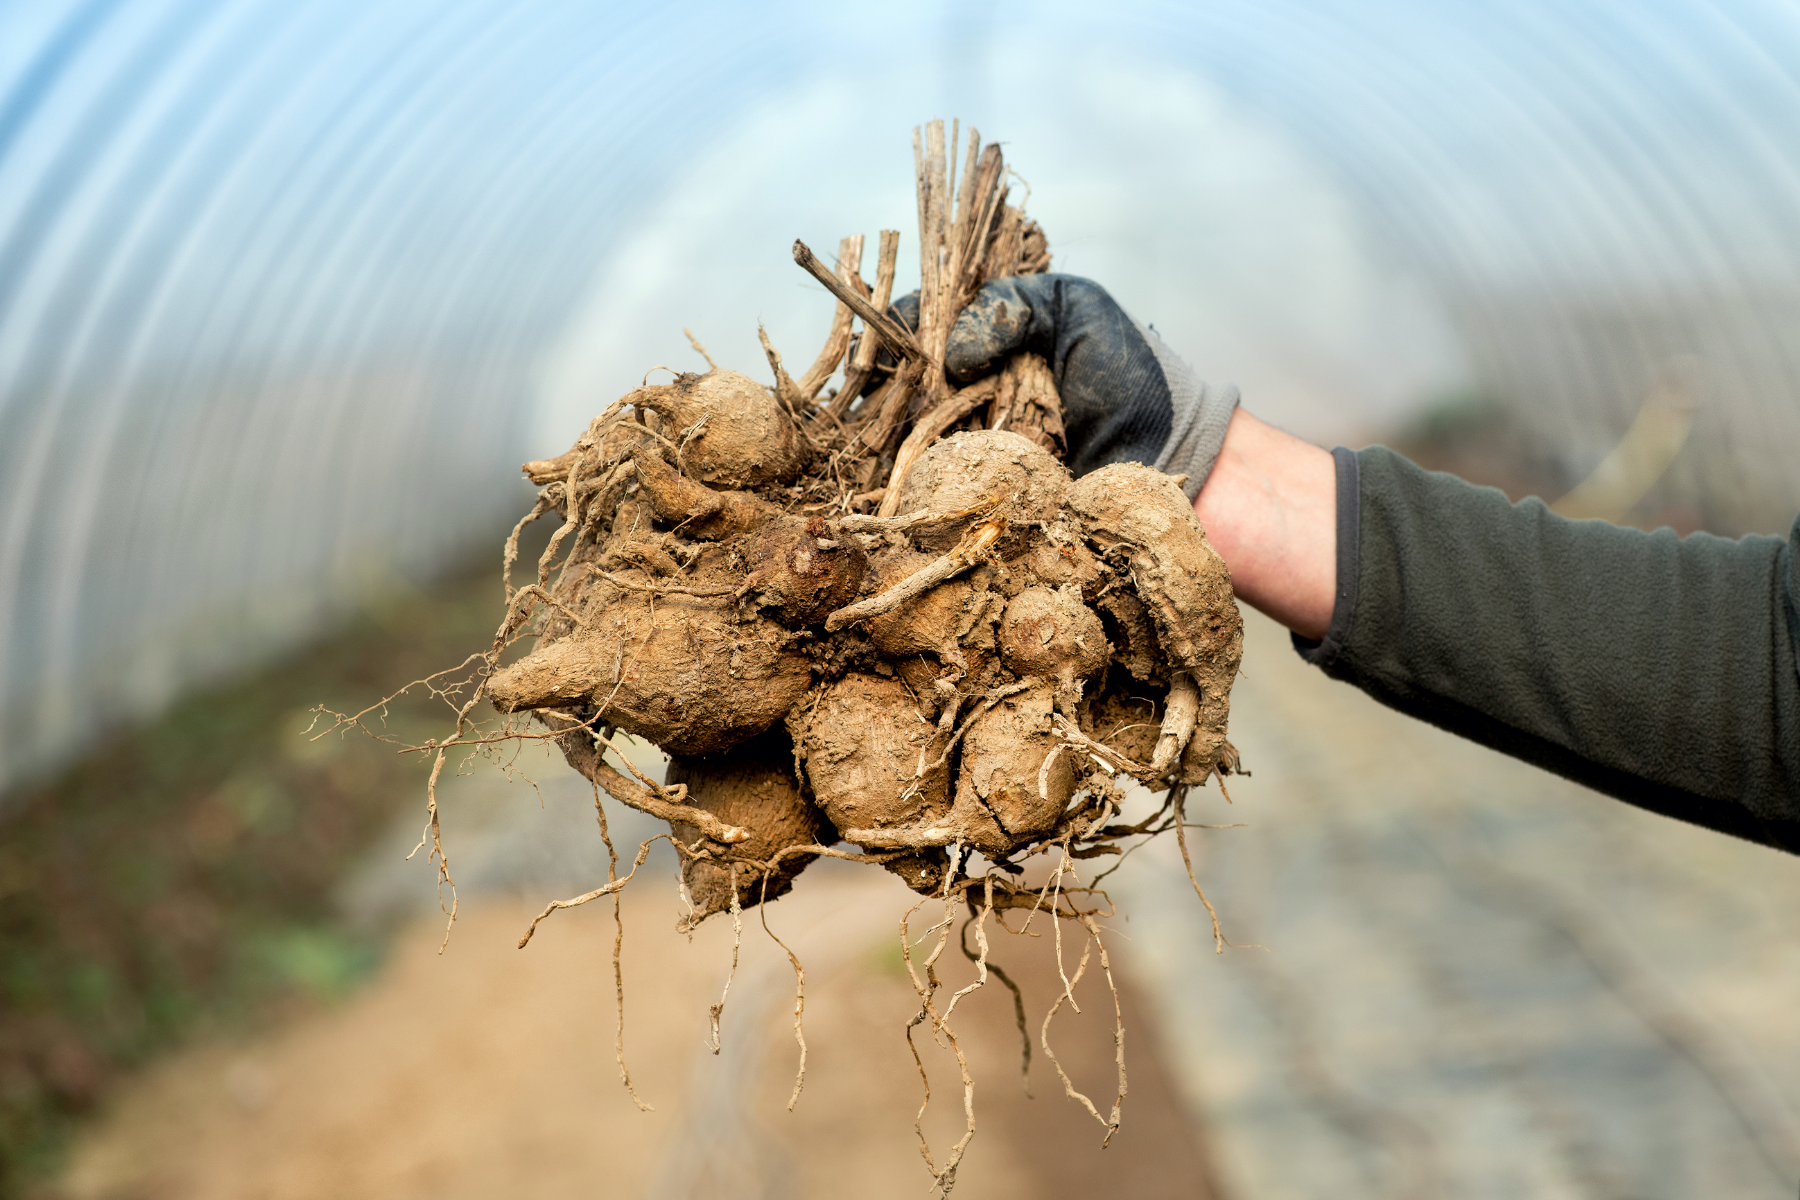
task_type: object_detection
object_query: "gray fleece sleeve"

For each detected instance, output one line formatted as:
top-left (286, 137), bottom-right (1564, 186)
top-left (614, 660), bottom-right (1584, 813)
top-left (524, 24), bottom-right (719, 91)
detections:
top-left (1294, 446), bottom-right (1800, 853)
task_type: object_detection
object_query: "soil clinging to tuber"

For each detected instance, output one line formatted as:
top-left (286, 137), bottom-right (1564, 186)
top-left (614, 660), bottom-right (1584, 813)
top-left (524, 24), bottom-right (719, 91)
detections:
top-left (320, 120), bottom-right (1245, 1198)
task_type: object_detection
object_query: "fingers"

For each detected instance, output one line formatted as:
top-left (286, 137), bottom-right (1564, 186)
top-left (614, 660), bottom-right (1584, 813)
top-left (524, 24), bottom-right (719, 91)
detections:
top-left (944, 274), bottom-right (1073, 382)
top-left (872, 274), bottom-right (1119, 390)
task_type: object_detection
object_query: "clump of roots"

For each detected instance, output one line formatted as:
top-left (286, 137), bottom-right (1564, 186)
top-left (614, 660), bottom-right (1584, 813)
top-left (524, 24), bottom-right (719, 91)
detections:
top-left (314, 120), bottom-right (1247, 1198)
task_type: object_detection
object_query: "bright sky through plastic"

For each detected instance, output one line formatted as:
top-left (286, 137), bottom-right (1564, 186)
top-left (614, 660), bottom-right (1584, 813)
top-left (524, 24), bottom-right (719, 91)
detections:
top-left (6, 0), bottom-right (1800, 793)
top-left (540, 48), bottom-right (1467, 454)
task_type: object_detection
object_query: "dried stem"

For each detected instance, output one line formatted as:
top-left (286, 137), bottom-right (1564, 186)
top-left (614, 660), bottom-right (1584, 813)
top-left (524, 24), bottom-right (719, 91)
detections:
top-left (795, 234), bottom-right (863, 400)
top-left (793, 239), bottom-right (920, 361)
top-left (758, 324), bottom-right (807, 415)
top-left (834, 229), bottom-right (900, 412)
top-left (854, 355), bottom-right (926, 456)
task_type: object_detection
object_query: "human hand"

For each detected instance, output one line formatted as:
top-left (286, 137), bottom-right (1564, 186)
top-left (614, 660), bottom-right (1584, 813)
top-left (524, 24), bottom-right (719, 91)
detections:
top-left (936, 277), bottom-right (1331, 637)
top-left (941, 275), bottom-right (1240, 494)
top-left (874, 276), bottom-right (1335, 637)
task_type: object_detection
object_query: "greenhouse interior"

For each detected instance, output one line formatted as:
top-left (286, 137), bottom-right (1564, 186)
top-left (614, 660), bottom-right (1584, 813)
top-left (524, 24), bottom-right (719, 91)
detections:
top-left (4, 2), bottom-right (1800, 1197)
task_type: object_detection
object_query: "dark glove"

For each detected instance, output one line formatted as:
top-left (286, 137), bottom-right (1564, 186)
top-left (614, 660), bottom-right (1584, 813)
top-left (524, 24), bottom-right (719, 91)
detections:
top-left (943, 275), bottom-right (1238, 497)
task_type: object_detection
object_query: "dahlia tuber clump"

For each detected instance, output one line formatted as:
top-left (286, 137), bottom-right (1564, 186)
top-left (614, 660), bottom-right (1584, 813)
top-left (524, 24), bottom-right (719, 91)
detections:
top-left (487, 392), bottom-right (1242, 921)
top-left (324, 121), bottom-right (1244, 1197)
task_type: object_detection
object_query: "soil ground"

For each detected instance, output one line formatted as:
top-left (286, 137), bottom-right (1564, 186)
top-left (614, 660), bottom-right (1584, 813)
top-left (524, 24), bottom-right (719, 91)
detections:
top-left (0, 562), bottom-right (502, 1194)
top-left (54, 865), bottom-right (1223, 1200)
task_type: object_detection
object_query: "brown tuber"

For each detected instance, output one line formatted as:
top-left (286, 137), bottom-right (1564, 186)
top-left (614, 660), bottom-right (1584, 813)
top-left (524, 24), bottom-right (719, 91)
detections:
top-left (621, 369), bottom-right (811, 488)
top-left (488, 592), bottom-right (813, 756)
top-left (492, 376), bottom-right (1241, 881)
top-left (665, 729), bottom-right (831, 929)
top-left (366, 121), bottom-right (1248, 1200)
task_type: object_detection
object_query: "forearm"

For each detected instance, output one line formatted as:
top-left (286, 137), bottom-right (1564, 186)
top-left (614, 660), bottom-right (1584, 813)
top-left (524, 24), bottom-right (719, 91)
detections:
top-left (1197, 410), bottom-right (1800, 849)
top-left (1315, 448), bottom-right (1800, 847)
top-left (1194, 409), bottom-right (1337, 639)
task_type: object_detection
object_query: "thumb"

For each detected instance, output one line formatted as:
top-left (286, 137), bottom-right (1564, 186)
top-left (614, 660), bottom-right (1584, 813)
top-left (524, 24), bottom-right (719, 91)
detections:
top-left (945, 276), bottom-right (1057, 382)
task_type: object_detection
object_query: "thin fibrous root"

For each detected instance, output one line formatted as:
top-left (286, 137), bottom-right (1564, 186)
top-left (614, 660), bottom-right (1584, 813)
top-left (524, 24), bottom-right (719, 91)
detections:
top-left (824, 518), bottom-right (1003, 631)
top-left (1039, 865), bottom-right (1124, 1143)
top-left (758, 875), bottom-right (809, 1110)
top-left (1081, 911), bottom-right (1128, 1146)
top-left (591, 782), bottom-right (652, 1110)
top-left (683, 327), bottom-right (718, 369)
top-left (516, 835), bottom-right (666, 948)
top-left (1174, 785), bottom-right (1227, 953)
top-left (961, 913), bottom-right (1032, 1095)
top-left (411, 744), bottom-right (459, 954)
top-left (707, 865), bottom-right (743, 1054)
top-left (942, 877), bottom-right (996, 1025)
top-left (308, 653), bottom-right (485, 744)
top-left (503, 491), bottom-right (558, 599)
top-left (561, 727), bottom-right (750, 845)
top-left (898, 842), bottom-right (980, 1198)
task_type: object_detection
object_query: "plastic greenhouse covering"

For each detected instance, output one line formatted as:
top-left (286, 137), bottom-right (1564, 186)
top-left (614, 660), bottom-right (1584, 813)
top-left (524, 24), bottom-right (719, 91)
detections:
top-left (5, 0), bottom-right (1800, 797)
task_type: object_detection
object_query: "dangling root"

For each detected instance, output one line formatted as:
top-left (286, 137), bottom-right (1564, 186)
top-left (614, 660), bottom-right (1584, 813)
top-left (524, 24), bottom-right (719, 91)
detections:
top-left (410, 745), bottom-right (459, 954)
top-left (899, 844), bottom-right (982, 1198)
top-left (707, 866), bottom-right (744, 1055)
top-left (516, 835), bottom-right (666, 948)
top-left (1039, 864), bottom-right (1127, 1144)
top-left (1174, 784), bottom-right (1228, 954)
top-left (961, 912), bottom-right (1031, 1095)
top-left (591, 781), bottom-right (653, 1110)
top-left (758, 874), bottom-right (809, 1110)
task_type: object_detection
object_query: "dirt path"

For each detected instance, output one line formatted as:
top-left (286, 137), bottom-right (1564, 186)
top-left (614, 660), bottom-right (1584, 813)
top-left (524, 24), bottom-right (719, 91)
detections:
top-left (57, 861), bottom-right (1222, 1200)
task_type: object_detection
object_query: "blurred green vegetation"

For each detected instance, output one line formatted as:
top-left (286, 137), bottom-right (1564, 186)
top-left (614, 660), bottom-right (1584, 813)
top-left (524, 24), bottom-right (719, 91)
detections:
top-left (1386, 387), bottom-right (1567, 504)
top-left (0, 560), bottom-right (502, 1196)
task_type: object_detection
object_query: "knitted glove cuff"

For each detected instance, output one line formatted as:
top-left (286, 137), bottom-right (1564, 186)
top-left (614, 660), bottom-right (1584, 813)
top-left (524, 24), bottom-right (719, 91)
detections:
top-left (1138, 320), bottom-right (1240, 501)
